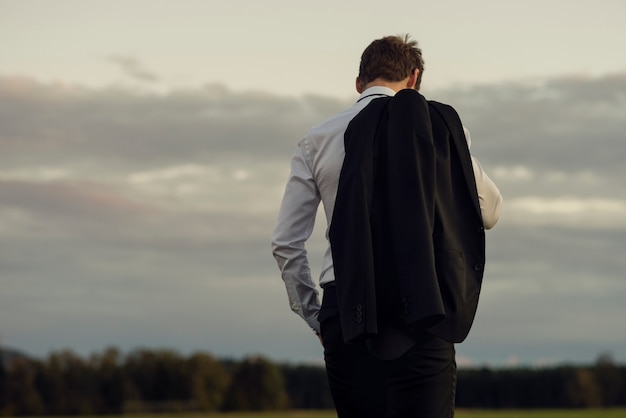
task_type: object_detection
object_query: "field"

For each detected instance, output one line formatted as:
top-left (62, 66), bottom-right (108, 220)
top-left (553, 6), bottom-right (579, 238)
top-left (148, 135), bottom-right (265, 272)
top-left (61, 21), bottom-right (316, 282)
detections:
top-left (57, 410), bottom-right (626, 418)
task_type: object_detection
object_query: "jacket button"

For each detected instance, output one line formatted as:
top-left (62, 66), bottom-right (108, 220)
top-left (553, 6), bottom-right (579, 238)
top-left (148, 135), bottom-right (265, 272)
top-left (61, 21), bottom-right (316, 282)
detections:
top-left (473, 263), bottom-right (484, 271)
top-left (477, 225), bottom-right (485, 232)
top-left (355, 304), bottom-right (364, 324)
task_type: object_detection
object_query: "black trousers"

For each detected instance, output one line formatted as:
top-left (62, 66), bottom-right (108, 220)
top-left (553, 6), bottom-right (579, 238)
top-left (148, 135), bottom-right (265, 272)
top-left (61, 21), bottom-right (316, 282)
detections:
top-left (319, 286), bottom-right (456, 418)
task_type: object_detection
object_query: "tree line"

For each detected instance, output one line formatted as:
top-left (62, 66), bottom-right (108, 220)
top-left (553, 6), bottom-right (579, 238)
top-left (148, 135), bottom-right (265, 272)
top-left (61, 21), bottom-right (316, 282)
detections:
top-left (457, 354), bottom-right (625, 409)
top-left (0, 347), bottom-right (624, 415)
top-left (0, 347), bottom-right (332, 415)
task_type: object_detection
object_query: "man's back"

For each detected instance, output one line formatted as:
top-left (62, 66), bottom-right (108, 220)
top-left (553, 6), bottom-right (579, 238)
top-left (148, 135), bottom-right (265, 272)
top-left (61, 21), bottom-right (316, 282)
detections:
top-left (272, 87), bottom-right (396, 300)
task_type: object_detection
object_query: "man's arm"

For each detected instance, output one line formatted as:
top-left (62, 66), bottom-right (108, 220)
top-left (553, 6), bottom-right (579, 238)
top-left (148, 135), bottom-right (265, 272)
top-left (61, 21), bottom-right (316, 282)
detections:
top-left (271, 144), bottom-right (322, 334)
top-left (464, 127), bottom-right (503, 229)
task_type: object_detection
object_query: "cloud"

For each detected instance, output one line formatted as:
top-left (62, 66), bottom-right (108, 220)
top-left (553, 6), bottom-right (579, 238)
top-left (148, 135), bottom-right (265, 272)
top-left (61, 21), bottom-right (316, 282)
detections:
top-left (0, 179), bottom-right (155, 220)
top-left (433, 72), bottom-right (626, 176)
top-left (504, 196), bottom-right (626, 227)
top-left (0, 73), bottom-right (625, 364)
top-left (109, 55), bottom-right (159, 83)
top-left (0, 77), bottom-right (348, 168)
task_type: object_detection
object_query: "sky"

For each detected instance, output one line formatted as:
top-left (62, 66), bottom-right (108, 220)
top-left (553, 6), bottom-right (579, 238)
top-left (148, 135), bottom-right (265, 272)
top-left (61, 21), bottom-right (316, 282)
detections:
top-left (1, 0), bottom-right (625, 367)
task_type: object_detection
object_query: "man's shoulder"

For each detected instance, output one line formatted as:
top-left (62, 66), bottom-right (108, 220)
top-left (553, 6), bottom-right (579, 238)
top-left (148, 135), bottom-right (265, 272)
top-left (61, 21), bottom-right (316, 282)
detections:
top-left (307, 103), bottom-right (362, 137)
top-left (427, 100), bottom-right (463, 126)
top-left (351, 95), bottom-right (392, 121)
top-left (428, 100), bottom-right (455, 113)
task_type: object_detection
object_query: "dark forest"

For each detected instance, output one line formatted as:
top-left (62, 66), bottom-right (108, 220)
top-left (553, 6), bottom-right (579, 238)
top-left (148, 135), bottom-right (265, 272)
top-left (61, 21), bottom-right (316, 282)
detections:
top-left (1, 347), bottom-right (624, 415)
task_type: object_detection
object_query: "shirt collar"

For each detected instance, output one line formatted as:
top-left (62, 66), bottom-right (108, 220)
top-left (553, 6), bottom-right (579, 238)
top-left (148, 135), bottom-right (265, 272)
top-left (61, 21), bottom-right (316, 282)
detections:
top-left (356, 86), bottom-right (396, 103)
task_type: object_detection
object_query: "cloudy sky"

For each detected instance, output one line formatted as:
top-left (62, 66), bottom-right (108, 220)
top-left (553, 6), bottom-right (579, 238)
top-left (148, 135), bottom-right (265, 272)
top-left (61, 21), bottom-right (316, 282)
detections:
top-left (1, 0), bottom-right (625, 367)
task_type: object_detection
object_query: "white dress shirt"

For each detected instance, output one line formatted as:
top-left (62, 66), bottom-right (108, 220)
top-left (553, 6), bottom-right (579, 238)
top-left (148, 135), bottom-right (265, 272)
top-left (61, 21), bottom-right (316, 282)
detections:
top-left (271, 86), bottom-right (502, 333)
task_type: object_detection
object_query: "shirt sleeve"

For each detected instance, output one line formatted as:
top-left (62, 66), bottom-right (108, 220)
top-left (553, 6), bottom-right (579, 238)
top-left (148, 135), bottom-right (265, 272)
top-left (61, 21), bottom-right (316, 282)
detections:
top-left (271, 143), bottom-right (322, 333)
top-left (464, 127), bottom-right (503, 230)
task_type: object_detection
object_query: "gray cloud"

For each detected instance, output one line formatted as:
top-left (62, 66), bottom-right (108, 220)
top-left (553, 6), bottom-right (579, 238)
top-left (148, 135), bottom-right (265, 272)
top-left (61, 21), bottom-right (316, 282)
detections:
top-left (0, 73), bottom-right (625, 365)
top-left (109, 55), bottom-right (159, 83)
top-left (0, 77), bottom-right (349, 171)
top-left (433, 73), bottom-right (626, 177)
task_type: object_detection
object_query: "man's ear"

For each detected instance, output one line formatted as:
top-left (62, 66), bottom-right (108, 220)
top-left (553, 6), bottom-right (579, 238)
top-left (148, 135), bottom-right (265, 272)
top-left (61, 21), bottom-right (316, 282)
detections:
top-left (407, 69), bottom-right (419, 90)
top-left (356, 77), bottom-right (364, 93)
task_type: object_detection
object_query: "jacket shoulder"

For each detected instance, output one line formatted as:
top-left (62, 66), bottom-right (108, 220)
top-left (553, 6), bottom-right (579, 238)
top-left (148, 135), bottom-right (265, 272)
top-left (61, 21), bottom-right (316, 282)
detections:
top-left (428, 100), bottom-right (459, 120)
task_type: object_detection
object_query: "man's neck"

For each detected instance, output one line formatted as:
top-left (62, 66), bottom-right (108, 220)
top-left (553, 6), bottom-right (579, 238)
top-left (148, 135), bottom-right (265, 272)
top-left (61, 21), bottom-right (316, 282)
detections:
top-left (360, 77), bottom-right (410, 93)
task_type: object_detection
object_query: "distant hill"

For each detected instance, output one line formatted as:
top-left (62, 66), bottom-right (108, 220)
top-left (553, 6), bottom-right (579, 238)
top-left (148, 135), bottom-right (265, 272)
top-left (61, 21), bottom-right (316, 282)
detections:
top-left (0, 346), bottom-right (30, 368)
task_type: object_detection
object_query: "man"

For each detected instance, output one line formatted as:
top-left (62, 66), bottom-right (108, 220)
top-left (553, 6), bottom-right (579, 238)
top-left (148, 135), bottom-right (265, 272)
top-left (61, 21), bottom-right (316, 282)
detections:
top-left (271, 35), bottom-right (502, 417)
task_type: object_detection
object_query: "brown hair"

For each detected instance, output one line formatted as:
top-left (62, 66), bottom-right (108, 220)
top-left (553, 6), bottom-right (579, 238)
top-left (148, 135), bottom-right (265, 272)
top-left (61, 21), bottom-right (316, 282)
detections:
top-left (358, 34), bottom-right (425, 91)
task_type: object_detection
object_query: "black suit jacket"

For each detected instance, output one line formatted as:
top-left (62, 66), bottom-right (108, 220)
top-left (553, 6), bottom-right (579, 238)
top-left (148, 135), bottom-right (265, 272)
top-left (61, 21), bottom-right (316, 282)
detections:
top-left (329, 89), bottom-right (486, 344)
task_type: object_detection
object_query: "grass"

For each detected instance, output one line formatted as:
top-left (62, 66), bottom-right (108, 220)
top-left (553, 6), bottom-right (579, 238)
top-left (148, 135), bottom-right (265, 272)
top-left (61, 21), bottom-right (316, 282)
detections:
top-left (55, 410), bottom-right (626, 418)
top-left (455, 410), bottom-right (626, 418)
top-left (26, 411), bottom-right (626, 418)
